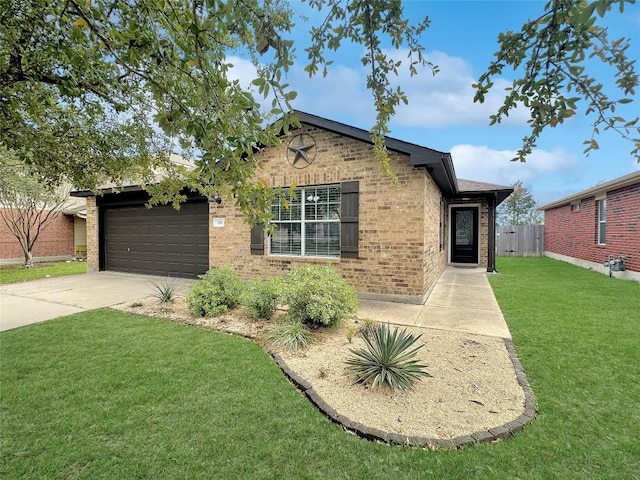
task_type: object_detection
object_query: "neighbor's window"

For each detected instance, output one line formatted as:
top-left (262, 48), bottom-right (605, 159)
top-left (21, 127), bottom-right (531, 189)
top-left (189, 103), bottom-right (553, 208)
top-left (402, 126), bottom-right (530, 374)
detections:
top-left (269, 185), bottom-right (340, 257)
top-left (597, 198), bottom-right (606, 244)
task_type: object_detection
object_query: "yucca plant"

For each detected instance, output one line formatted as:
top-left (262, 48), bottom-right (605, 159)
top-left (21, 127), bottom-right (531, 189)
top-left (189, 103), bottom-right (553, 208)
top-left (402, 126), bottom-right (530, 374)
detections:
top-left (266, 318), bottom-right (313, 351)
top-left (151, 277), bottom-right (180, 303)
top-left (345, 323), bottom-right (431, 390)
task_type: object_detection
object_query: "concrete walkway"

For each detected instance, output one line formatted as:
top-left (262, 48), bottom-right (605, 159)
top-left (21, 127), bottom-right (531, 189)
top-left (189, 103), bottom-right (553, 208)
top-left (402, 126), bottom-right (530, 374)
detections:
top-left (0, 272), bottom-right (193, 332)
top-left (1, 267), bottom-right (509, 338)
top-left (358, 267), bottom-right (511, 338)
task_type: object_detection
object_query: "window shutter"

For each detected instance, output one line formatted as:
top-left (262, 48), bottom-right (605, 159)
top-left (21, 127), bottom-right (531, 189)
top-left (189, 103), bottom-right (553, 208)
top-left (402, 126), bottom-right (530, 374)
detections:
top-left (340, 181), bottom-right (359, 258)
top-left (250, 225), bottom-right (264, 255)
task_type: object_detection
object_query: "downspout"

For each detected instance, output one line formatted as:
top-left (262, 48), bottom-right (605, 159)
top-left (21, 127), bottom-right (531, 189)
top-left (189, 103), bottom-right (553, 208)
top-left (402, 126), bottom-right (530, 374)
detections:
top-left (487, 193), bottom-right (497, 273)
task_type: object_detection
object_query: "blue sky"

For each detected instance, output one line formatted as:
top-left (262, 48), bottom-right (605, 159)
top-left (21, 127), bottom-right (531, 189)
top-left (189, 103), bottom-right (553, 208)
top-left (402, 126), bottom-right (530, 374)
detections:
top-left (231, 0), bottom-right (639, 204)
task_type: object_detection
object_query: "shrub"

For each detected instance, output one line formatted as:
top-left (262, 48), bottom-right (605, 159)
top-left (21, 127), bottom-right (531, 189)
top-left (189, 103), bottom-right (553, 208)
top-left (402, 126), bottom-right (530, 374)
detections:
top-left (151, 277), bottom-right (180, 303)
top-left (265, 318), bottom-right (313, 351)
top-left (345, 326), bottom-right (358, 344)
top-left (282, 265), bottom-right (357, 328)
top-left (345, 322), bottom-right (431, 390)
top-left (357, 317), bottom-right (376, 337)
top-left (186, 266), bottom-right (244, 317)
top-left (242, 277), bottom-right (282, 320)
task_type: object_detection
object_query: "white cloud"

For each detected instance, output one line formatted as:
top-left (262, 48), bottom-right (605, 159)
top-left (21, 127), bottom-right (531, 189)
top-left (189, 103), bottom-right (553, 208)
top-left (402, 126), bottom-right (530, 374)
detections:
top-left (226, 49), bottom-right (528, 131)
top-left (385, 50), bottom-right (530, 128)
top-left (450, 144), bottom-right (578, 185)
top-left (274, 48), bottom-right (530, 129)
top-left (292, 65), bottom-right (373, 119)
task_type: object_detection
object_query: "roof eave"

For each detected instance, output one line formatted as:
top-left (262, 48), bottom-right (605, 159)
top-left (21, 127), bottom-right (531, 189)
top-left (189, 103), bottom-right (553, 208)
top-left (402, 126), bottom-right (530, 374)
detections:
top-left (455, 188), bottom-right (514, 206)
top-left (292, 111), bottom-right (458, 196)
top-left (538, 171), bottom-right (640, 210)
top-left (71, 184), bottom-right (147, 197)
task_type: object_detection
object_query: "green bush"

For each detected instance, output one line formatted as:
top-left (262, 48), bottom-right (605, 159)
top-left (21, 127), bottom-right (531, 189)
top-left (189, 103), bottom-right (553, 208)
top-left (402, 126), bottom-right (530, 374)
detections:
top-left (345, 322), bottom-right (431, 390)
top-left (265, 318), bottom-right (313, 351)
top-left (282, 265), bottom-right (357, 328)
top-left (243, 277), bottom-right (282, 320)
top-left (186, 266), bottom-right (244, 317)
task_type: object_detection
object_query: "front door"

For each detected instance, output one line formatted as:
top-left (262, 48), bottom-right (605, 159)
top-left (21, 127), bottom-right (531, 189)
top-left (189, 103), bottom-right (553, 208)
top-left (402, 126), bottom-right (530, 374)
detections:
top-left (451, 207), bottom-right (479, 264)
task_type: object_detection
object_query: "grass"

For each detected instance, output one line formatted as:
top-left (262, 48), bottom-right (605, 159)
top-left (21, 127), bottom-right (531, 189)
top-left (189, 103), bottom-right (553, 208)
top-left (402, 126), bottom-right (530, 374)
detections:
top-left (0, 261), bottom-right (86, 284)
top-left (1, 257), bottom-right (638, 479)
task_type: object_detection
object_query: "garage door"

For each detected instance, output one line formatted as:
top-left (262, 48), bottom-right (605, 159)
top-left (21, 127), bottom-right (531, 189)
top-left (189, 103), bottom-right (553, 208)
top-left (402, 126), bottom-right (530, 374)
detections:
top-left (103, 202), bottom-right (209, 278)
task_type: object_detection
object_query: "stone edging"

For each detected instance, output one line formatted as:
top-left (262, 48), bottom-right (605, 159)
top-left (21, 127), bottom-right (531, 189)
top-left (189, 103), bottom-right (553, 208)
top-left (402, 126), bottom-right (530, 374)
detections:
top-left (270, 337), bottom-right (537, 449)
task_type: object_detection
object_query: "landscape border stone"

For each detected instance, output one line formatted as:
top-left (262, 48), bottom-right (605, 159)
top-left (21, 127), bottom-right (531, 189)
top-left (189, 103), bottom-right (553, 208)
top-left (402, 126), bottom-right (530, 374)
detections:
top-left (270, 336), bottom-right (537, 449)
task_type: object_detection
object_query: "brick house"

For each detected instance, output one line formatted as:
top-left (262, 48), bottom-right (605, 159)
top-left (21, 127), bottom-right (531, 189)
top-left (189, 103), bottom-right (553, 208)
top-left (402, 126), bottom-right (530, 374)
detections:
top-left (0, 198), bottom-right (87, 264)
top-left (73, 112), bottom-right (513, 303)
top-left (539, 170), bottom-right (640, 281)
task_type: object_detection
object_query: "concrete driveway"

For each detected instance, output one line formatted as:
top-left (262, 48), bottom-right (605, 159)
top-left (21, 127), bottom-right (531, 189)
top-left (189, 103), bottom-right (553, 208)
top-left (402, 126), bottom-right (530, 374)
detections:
top-left (0, 272), bottom-right (193, 332)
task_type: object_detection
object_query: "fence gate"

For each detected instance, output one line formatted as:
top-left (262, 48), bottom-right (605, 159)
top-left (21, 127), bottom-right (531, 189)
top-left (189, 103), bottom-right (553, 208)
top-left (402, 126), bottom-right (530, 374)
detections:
top-left (496, 225), bottom-right (544, 257)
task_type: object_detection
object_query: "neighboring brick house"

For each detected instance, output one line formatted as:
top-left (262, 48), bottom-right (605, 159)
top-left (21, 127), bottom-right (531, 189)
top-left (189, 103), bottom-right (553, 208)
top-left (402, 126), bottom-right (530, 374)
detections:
top-left (539, 171), bottom-right (640, 281)
top-left (0, 198), bottom-right (87, 264)
top-left (73, 111), bottom-right (513, 303)
top-left (0, 210), bottom-right (73, 261)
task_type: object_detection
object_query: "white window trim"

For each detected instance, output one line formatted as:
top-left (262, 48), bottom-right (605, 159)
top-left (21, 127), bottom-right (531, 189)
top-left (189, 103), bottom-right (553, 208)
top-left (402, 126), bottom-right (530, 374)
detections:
top-left (268, 185), bottom-right (341, 258)
top-left (597, 198), bottom-right (607, 245)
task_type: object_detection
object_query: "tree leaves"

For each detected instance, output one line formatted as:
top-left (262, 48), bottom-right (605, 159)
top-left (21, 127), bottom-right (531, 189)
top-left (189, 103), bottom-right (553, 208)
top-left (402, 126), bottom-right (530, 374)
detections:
top-left (2, 0), bottom-right (637, 232)
top-left (0, 0), bottom-right (436, 224)
top-left (474, 0), bottom-right (639, 163)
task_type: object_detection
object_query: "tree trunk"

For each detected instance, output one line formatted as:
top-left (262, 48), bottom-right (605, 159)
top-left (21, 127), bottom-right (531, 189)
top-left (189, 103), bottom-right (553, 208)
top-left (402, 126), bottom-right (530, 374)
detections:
top-left (23, 250), bottom-right (33, 268)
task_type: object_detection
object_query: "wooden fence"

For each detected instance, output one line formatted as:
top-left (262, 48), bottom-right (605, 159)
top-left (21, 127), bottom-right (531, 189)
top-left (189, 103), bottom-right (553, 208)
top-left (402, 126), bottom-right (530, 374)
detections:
top-left (496, 225), bottom-right (545, 257)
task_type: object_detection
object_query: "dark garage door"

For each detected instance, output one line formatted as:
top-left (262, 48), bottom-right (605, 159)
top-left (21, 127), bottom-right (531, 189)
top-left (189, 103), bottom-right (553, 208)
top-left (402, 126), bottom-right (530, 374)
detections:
top-left (103, 202), bottom-right (209, 278)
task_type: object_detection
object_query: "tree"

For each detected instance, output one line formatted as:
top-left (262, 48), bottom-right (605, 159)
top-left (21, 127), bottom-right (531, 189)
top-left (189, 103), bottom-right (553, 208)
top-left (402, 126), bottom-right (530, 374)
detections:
top-left (0, 0), bottom-right (430, 224)
top-left (1, 0), bottom-right (637, 225)
top-left (497, 181), bottom-right (543, 226)
top-left (474, 0), bottom-right (639, 162)
top-left (0, 147), bottom-right (71, 267)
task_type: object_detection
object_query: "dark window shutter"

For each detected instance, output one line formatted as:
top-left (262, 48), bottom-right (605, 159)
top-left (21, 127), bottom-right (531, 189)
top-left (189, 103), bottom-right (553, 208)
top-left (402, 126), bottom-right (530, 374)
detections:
top-left (340, 181), bottom-right (359, 258)
top-left (250, 225), bottom-right (264, 255)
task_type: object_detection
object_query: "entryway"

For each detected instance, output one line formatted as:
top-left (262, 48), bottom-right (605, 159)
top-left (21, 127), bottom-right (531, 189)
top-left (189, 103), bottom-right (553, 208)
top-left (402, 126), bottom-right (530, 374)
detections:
top-left (356, 267), bottom-right (511, 338)
top-left (450, 206), bottom-right (479, 264)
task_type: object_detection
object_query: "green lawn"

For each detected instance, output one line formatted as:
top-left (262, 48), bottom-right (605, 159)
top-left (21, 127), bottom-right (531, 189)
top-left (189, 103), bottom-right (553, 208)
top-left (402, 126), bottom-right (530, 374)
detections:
top-left (1, 257), bottom-right (638, 479)
top-left (0, 261), bottom-right (87, 284)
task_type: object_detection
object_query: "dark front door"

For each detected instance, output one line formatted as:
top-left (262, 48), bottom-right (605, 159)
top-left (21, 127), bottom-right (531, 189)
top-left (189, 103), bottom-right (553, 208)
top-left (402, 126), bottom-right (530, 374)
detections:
top-left (451, 207), bottom-right (479, 264)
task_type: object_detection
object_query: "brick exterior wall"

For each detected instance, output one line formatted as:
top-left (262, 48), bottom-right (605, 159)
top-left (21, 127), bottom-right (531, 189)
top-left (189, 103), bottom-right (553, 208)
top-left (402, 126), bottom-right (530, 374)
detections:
top-left (423, 175), bottom-right (448, 298)
top-left (0, 209), bottom-right (74, 260)
top-left (86, 196), bottom-right (99, 272)
top-left (209, 124), bottom-right (445, 303)
top-left (544, 182), bottom-right (640, 273)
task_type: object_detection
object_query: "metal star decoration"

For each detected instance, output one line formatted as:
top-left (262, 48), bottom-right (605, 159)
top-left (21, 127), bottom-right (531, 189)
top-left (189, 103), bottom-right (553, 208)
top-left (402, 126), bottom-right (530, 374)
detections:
top-left (286, 134), bottom-right (316, 168)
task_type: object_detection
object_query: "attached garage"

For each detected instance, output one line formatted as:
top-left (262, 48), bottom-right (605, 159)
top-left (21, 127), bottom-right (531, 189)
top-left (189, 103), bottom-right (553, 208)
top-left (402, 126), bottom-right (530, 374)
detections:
top-left (97, 191), bottom-right (209, 278)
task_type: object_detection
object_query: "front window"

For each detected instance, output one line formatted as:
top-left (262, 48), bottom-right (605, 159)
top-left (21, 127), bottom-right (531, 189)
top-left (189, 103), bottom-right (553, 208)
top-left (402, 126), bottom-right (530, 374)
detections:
top-left (597, 198), bottom-right (606, 244)
top-left (269, 185), bottom-right (340, 257)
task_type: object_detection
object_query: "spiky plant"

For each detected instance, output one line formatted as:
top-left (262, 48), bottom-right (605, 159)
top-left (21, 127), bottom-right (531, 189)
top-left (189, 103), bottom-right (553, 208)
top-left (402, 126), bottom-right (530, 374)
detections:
top-left (151, 277), bottom-right (180, 303)
top-left (266, 318), bottom-right (313, 351)
top-left (345, 323), bottom-right (431, 390)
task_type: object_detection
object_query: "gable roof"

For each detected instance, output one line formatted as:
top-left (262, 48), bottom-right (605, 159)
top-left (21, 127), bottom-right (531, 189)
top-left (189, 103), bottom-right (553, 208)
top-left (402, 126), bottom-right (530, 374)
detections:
top-left (457, 179), bottom-right (513, 205)
top-left (292, 111), bottom-right (458, 196)
top-left (292, 111), bottom-right (513, 203)
top-left (538, 170), bottom-right (640, 211)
